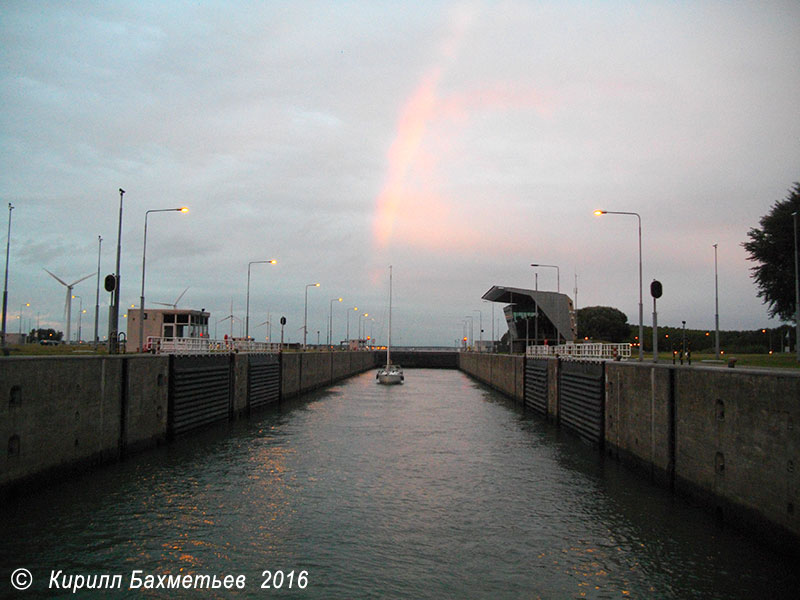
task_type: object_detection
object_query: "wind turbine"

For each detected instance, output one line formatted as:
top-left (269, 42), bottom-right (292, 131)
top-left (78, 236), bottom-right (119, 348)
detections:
top-left (153, 287), bottom-right (189, 309)
top-left (44, 269), bottom-right (94, 343)
top-left (218, 299), bottom-right (241, 339)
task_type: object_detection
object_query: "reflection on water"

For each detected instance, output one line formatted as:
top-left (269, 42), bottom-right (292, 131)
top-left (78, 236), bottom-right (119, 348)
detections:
top-left (1, 369), bottom-right (797, 599)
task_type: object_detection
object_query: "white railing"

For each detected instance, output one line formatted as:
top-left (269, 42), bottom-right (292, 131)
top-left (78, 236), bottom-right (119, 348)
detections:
top-left (146, 337), bottom-right (281, 355)
top-left (526, 342), bottom-right (632, 361)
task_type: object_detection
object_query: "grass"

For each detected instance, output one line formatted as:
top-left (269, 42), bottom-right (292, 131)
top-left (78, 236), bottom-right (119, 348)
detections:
top-left (642, 351), bottom-right (800, 369)
top-left (2, 343), bottom-right (110, 356)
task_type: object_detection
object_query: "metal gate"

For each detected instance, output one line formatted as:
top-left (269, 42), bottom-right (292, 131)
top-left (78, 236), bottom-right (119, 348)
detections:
top-left (558, 361), bottom-right (605, 444)
top-left (248, 353), bottom-right (280, 409)
top-left (169, 355), bottom-right (232, 437)
top-left (524, 359), bottom-right (548, 415)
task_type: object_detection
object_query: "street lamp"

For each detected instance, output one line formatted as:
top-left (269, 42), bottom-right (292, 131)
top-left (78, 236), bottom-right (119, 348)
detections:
top-left (594, 209), bottom-right (644, 361)
top-left (2, 202), bottom-right (14, 352)
top-left (793, 211), bottom-right (799, 362)
top-left (713, 243), bottom-right (720, 360)
top-left (18, 302), bottom-right (29, 335)
top-left (94, 235), bottom-right (102, 347)
top-left (473, 309), bottom-right (483, 351)
top-left (303, 283), bottom-right (320, 349)
top-left (246, 259), bottom-right (277, 339)
top-left (329, 297), bottom-right (342, 346)
top-left (530, 263), bottom-right (560, 293)
top-left (139, 206), bottom-right (189, 352)
top-left (346, 306), bottom-right (358, 343)
top-left (72, 296), bottom-right (82, 342)
top-left (109, 189), bottom-right (124, 354)
top-left (359, 312), bottom-right (369, 344)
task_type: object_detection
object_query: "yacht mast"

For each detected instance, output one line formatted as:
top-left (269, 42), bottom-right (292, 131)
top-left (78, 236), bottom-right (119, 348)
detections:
top-left (386, 265), bottom-right (392, 366)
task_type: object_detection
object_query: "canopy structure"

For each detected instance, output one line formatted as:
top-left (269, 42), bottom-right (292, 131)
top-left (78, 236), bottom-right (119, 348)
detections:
top-left (482, 286), bottom-right (576, 352)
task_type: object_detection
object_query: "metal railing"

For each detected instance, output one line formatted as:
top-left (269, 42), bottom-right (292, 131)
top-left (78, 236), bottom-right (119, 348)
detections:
top-left (146, 336), bottom-right (281, 355)
top-left (526, 342), bottom-right (632, 361)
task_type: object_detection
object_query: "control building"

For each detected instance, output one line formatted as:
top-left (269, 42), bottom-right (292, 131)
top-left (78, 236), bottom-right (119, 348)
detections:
top-left (482, 286), bottom-right (576, 353)
top-left (127, 308), bottom-right (210, 350)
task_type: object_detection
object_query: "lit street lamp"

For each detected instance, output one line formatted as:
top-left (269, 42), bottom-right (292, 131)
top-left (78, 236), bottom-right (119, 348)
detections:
top-left (246, 259), bottom-right (277, 339)
top-left (72, 295), bottom-right (83, 342)
top-left (594, 210), bottom-right (644, 361)
top-left (18, 302), bottom-right (29, 335)
top-left (303, 283), bottom-right (320, 349)
top-left (139, 206), bottom-right (189, 352)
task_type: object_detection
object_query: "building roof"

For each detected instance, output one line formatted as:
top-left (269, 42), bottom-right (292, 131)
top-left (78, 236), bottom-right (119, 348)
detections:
top-left (481, 285), bottom-right (575, 342)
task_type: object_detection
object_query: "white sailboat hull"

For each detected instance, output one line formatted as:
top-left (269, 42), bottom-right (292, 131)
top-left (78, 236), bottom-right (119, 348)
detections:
top-left (377, 366), bottom-right (404, 384)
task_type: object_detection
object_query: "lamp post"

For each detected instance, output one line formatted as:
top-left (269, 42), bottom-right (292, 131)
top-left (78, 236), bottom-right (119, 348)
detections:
top-left (139, 207), bottom-right (188, 352)
top-left (303, 283), bottom-right (320, 349)
top-left (464, 315), bottom-right (474, 348)
top-left (594, 210), bottom-right (644, 361)
top-left (2, 202), bottom-right (14, 352)
top-left (109, 189), bottom-right (124, 354)
top-left (359, 312), bottom-right (369, 346)
top-left (329, 297), bottom-right (342, 346)
top-left (346, 307), bottom-right (358, 344)
top-left (473, 309), bottom-right (483, 351)
top-left (793, 211), bottom-right (799, 362)
top-left (713, 243), bottom-right (720, 360)
top-left (18, 302), bottom-right (29, 336)
top-left (530, 263), bottom-right (560, 293)
top-left (246, 259), bottom-right (277, 339)
top-left (94, 235), bottom-right (102, 347)
top-left (72, 296), bottom-right (82, 342)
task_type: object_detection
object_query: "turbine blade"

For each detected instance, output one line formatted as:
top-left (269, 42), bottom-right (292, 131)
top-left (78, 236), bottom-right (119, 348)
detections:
top-left (44, 268), bottom-right (68, 287)
top-left (174, 287), bottom-right (189, 306)
top-left (69, 272), bottom-right (95, 287)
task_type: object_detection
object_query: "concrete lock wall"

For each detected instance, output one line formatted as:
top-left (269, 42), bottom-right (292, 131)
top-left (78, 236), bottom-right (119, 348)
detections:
top-left (458, 353), bottom-right (800, 552)
top-left (458, 352), bottom-right (524, 403)
top-left (1, 351), bottom-right (377, 498)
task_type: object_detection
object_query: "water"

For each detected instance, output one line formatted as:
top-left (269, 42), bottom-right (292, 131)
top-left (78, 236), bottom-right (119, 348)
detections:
top-left (1, 369), bottom-right (797, 599)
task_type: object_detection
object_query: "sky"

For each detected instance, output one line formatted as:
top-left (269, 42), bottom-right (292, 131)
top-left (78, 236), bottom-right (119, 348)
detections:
top-left (1, 0), bottom-right (799, 347)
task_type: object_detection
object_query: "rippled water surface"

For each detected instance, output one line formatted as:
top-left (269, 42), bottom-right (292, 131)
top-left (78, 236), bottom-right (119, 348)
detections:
top-left (2, 369), bottom-right (797, 598)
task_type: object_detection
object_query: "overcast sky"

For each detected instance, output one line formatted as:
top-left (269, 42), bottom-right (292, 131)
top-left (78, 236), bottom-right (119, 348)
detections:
top-left (1, 0), bottom-right (799, 347)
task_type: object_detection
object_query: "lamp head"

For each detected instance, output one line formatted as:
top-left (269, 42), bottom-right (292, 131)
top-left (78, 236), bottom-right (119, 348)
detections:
top-left (593, 210), bottom-right (606, 216)
top-left (179, 207), bottom-right (189, 213)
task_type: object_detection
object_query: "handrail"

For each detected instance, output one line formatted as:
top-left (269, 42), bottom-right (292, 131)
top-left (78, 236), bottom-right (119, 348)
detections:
top-left (526, 342), bottom-right (632, 361)
top-left (145, 336), bottom-right (281, 354)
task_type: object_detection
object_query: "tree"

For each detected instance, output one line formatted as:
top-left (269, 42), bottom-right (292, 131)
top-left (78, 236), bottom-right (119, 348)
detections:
top-left (577, 306), bottom-right (631, 342)
top-left (743, 182), bottom-right (800, 322)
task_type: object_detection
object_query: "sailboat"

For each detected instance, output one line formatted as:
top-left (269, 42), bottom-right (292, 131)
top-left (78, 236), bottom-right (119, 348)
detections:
top-left (376, 265), bottom-right (404, 384)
